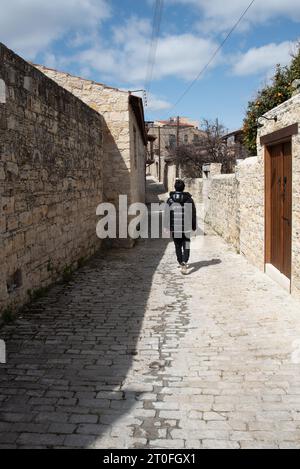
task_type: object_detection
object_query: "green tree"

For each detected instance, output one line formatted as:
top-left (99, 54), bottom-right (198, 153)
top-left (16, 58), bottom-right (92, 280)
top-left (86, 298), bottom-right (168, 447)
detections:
top-left (243, 43), bottom-right (300, 155)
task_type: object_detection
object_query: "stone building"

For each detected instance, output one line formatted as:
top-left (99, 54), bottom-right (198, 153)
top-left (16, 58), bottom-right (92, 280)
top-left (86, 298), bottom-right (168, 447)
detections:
top-left (221, 129), bottom-right (249, 167)
top-left (34, 65), bottom-right (147, 208)
top-left (0, 43), bottom-right (104, 314)
top-left (203, 91), bottom-right (300, 299)
top-left (0, 43), bottom-right (148, 316)
top-left (147, 117), bottom-right (205, 188)
top-left (249, 93), bottom-right (300, 296)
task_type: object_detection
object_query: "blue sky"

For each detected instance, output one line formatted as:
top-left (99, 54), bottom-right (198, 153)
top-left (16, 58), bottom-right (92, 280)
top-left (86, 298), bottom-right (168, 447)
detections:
top-left (1, 0), bottom-right (299, 131)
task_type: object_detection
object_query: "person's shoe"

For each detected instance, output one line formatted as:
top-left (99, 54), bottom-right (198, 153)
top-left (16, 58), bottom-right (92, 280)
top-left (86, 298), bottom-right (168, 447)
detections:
top-left (181, 263), bottom-right (188, 275)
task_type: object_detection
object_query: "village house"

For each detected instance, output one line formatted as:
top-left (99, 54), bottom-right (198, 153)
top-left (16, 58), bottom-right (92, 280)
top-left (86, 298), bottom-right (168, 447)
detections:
top-left (0, 43), bottom-right (147, 315)
top-left (34, 65), bottom-right (147, 209)
top-left (147, 116), bottom-right (205, 190)
top-left (221, 128), bottom-right (249, 166)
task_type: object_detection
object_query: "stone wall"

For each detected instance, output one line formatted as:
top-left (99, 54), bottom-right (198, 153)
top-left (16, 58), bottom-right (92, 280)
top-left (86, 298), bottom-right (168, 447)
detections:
top-left (202, 93), bottom-right (300, 299)
top-left (204, 174), bottom-right (240, 250)
top-left (35, 66), bottom-right (146, 207)
top-left (183, 178), bottom-right (203, 204)
top-left (203, 160), bottom-right (264, 265)
top-left (147, 156), bottom-right (158, 179)
top-left (236, 157), bottom-right (264, 271)
top-left (258, 93), bottom-right (300, 297)
top-left (0, 43), bottom-right (103, 315)
top-left (166, 163), bottom-right (177, 193)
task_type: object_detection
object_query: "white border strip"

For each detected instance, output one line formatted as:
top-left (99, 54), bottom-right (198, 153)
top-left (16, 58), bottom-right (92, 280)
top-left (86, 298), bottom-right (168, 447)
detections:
top-left (265, 263), bottom-right (291, 292)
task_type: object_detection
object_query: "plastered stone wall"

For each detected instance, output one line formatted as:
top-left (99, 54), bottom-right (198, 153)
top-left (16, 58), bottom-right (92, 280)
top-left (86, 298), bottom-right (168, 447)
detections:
top-left (258, 94), bottom-right (300, 298)
top-left (35, 65), bottom-right (146, 207)
top-left (204, 174), bottom-right (240, 250)
top-left (0, 43), bottom-right (103, 314)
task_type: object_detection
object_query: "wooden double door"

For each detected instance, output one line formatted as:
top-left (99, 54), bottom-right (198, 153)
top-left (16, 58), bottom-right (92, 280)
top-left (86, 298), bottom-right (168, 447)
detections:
top-left (266, 141), bottom-right (292, 279)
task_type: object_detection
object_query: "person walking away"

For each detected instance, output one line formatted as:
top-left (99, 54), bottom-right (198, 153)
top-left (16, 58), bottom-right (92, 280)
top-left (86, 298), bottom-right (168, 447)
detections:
top-left (164, 179), bottom-right (197, 274)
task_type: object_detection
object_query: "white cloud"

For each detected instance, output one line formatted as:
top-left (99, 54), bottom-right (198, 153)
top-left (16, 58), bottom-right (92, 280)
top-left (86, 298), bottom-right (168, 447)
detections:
top-left (169, 0), bottom-right (300, 33)
top-left (131, 90), bottom-right (172, 112)
top-left (5, 0), bottom-right (297, 93)
top-left (112, 16), bottom-right (152, 44)
top-left (155, 34), bottom-right (220, 81)
top-left (147, 95), bottom-right (172, 112)
top-left (71, 16), bottom-right (221, 85)
top-left (0, 0), bottom-right (111, 59)
top-left (232, 41), bottom-right (296, 76)
top-left (2, 6), bottom-right (222, 87)
top-left (1, 2), bottom-right (222, 85)
top-left (42, 52), bottom-right (59, 70)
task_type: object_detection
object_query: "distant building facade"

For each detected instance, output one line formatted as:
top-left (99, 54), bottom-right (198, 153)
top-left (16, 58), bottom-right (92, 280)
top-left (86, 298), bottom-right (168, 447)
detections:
top-left (147, 117), bottom-right (205, 187)
top-left (221, 129), bottom-right (249, 166)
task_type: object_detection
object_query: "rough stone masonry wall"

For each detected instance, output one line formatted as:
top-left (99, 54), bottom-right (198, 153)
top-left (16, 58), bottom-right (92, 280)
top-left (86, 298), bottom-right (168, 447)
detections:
top-left (35, 66), bottom-right (145, 207)
top-left (258, 93), bottom-right (300, 297)
top-left (202, 159), bottom-right (265, 269)
top-left (203, 94), bottom-right (300, 298)
top-left (204, 174), bottom-right (240, 250)
top-left (236, 157), bottom-right (265, 271)
top-left (184, 178), bottom-right (203, 204)
top-left (0, 43), bottom-right (103, 315)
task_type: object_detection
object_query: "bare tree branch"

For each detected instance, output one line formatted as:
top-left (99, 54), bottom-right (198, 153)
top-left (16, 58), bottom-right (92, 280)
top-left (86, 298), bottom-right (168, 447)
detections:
top-left (168, 119), bottom-right (236, 177)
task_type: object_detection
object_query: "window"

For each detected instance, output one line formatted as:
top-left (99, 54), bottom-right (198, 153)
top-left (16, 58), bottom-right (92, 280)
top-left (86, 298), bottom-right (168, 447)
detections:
top-left (169, 134), bottom-right (176, 149)
top-left (184, 134), bottom-right (188, 144)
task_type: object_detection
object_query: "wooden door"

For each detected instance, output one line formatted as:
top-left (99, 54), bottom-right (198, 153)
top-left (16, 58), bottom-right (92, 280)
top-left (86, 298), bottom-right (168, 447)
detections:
top-left (268, 141), bottom-right (292, 279)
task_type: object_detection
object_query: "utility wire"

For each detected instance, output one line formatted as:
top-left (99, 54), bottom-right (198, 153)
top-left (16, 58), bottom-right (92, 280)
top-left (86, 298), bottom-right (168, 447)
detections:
top-left (171, 0), bottom-right (256, 110)
top-left (145, 0), bottom-right (164, 102)
top-left (146, 0), bottom-right (163, 89)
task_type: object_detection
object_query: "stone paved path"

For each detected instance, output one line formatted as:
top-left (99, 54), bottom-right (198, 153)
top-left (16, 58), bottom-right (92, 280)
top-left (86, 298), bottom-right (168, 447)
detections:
top-left (1, 180), bottom-right (300, 448)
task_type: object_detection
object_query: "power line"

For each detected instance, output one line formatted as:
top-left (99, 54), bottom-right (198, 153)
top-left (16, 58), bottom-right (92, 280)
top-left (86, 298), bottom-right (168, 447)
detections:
top-left (171, 0), bottom-right (256, 110)
top-left (146, 0), bottom-right (163, 91)
top-left (145, 0), bottom-right (164, 102)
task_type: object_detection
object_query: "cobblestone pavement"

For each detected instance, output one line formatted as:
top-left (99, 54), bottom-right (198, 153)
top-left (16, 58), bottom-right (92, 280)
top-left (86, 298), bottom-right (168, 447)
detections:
top-left (1, 181), bottom-right (300, 449)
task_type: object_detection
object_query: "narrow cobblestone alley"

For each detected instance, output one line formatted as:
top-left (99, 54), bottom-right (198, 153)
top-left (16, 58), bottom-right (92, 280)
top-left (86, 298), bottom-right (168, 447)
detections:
top-left (1, 180), bottom-right (300, 449)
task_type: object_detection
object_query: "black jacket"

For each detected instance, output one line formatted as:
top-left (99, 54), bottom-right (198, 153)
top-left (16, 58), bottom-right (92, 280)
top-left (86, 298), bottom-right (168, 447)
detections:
top-left (164, 191), bottom-right (197, 236)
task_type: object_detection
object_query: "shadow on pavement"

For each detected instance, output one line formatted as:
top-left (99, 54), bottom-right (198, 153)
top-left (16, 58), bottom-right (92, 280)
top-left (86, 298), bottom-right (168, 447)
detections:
top-left (187, 258), bottom-right (222, 275)
top-left (0, 180), bottom-right (169, 449)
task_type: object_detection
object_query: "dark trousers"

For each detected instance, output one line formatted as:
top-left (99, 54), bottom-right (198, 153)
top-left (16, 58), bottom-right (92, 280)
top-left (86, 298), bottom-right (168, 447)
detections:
top-left (173, 234), bottom-right (191, 265)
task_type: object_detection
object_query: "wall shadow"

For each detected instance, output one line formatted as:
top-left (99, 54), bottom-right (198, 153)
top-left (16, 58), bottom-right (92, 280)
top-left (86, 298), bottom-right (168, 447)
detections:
top-left (0, 181), bottom-right (169, 449)
top-left (145, 177), bottom-right (167, 205)
top-left (0, 71), bottom-right (169, 448)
